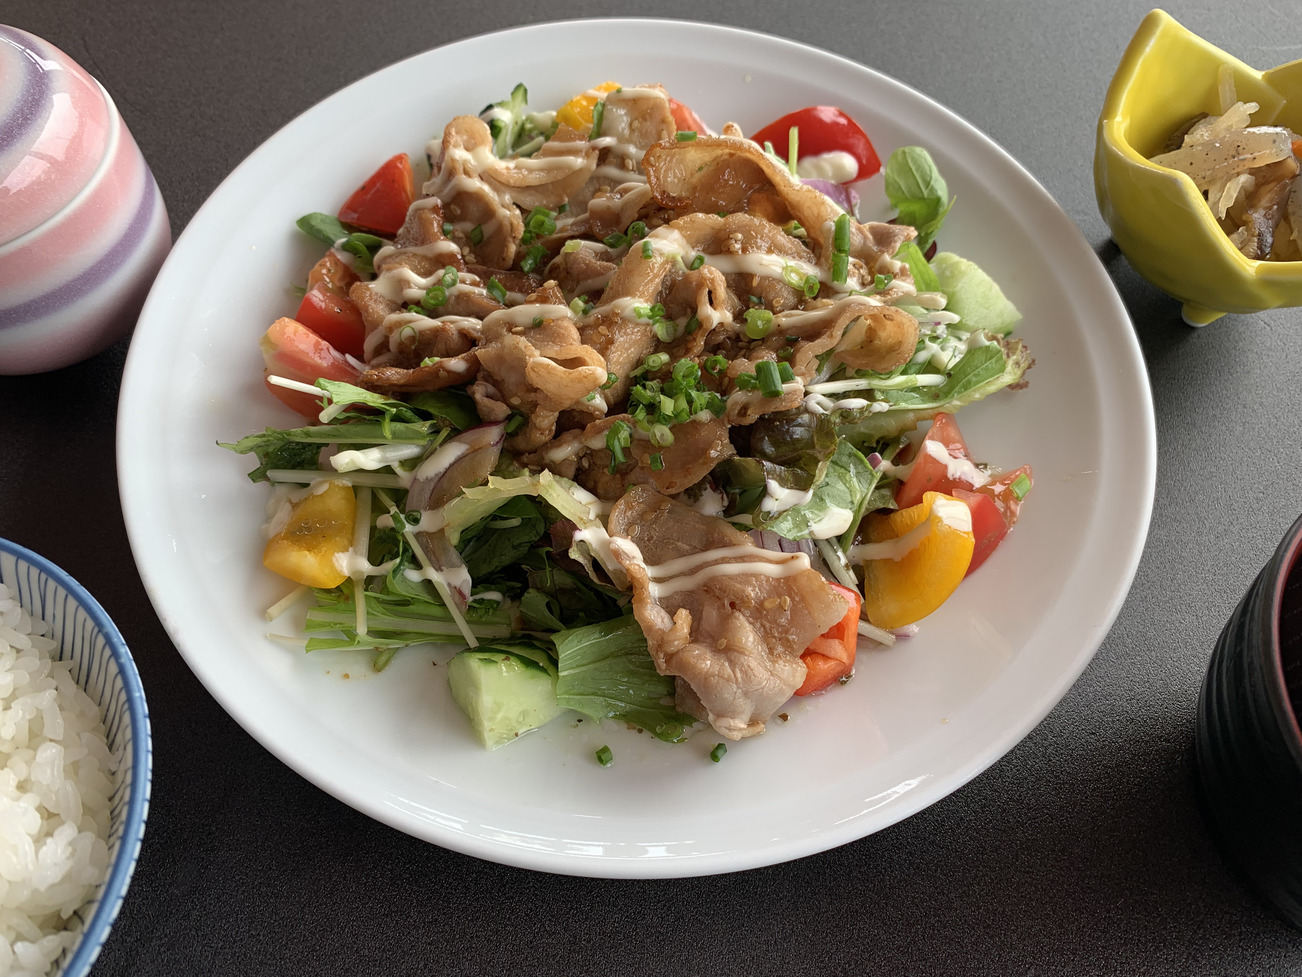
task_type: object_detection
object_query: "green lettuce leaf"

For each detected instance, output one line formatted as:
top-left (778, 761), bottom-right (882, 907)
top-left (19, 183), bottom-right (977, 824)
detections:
top-left (457, 496), bottom-right (547, 579)
top-left (832, 336), bottom-right (1034, 443)
top-left (763, 439), bottom-right (879, 542)
top-left (883, 146), bottom-right (955, 252)
top-left (553, 616), bottom-right (694, 743)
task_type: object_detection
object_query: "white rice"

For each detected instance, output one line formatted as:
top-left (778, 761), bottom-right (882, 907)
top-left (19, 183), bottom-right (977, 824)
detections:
top-left (0, 585), bottom-right (115, 977)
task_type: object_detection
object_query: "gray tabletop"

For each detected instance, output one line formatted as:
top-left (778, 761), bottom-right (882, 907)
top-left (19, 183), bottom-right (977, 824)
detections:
top-left (3, 0), bottom-right (1302, 973)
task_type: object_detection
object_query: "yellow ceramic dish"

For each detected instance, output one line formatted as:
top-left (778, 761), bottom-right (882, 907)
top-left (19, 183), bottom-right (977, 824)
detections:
top-left (1095, 8), bottom-right (1302, 324)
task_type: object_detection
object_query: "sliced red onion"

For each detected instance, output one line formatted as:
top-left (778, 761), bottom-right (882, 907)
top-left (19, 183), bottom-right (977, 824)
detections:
top-left (866, 451), bottom-right (884, 470)
top-left (802, 178), bottom-right (859, 215)
top-left (405, 421), bottom-right (506, 610)
top-left (748, 530), bottom-right (816, 557)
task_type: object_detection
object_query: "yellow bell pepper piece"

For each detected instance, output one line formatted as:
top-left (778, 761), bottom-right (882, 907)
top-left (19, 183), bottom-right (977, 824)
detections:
top-left (263, 480), bottom-right (356, 588)
top-left (555, 81), bottom-right (621, 132)
top-left (859, 491), bottom-right (975, 630)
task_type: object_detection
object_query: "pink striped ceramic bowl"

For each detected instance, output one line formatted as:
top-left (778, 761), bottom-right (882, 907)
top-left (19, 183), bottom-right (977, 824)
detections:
top-left (0, 26), bottom-right (171, 375)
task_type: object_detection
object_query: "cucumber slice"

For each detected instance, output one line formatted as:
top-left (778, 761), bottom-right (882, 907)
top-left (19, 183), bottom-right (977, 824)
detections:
top-left (448, 650), bottom-right (565, 750)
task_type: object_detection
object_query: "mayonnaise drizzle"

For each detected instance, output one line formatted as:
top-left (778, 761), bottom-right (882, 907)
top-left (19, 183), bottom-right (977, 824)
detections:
top-left (847, 496), bottom-right (973, 563)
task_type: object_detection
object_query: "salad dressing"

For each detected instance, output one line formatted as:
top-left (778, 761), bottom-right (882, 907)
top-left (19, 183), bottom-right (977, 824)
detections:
top-left (847, 496), bottom-right (972, 563)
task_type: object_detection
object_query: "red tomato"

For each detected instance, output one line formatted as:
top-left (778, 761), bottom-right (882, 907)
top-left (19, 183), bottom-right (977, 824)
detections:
top-left (260, 316), bottom-right (361, 418)
top-left (338, 153), bottom-right (414, 238)
top-left (295, 284), bottom-right (365, 360)
top-left (750, 106), bottom-right (882, 182)
top-left (668, 98), bottom-right (709, 135)
top-left (952, 489), bottom-right (1008, 575)
top-left (895, 413), bottom-right (972, 509)
top-left (307, 250), bottom-right (360, 293)
top-left (795, 582), bottom-right (862, 696)
top-left (896, 415), bottom-right (1032, 573)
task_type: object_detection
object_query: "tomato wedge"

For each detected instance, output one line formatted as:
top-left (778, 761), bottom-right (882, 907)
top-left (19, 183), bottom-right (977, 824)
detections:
top-left (895, 414), bottom-right (1032, 575)
top-left (260, 317), bottom-right (361, 418)
top-left (952, 489), bottom-right (1007, 575)
top-left (750, 106), bottom-right (881, 182)
top-left (668, 97), bottom-right (709, 135)
top-left (954, 465), bottom-right (1033, 574)
top-left (795, 581), bottom-right (862, 696)
top-left (895, 413), bottom-right (977, 509)
top-left (337, 152), bottom-right (414, 238)
top-left (294, 284), bottom-right (366, 361)
top-left (294, 252), bottom-right (365, 359)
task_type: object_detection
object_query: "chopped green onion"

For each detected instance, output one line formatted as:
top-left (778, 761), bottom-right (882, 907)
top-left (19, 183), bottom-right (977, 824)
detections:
top-left (704, 354), bottom-right (728, 376)
top-left (605, 420), bottom-right (632, 472)
top-left (787, 127), bottom-right (799, 177)
top-left (569, 297), bottom-right (587, 316)
top-left (595, 745), bottom-right (613, 766)
top-left (874, 272), bottom-right (894, 291)
top-left (641, 240), bottom-right (654, 260)
top-left (602, 371), bottom-right (618, 389)
top-left (604, 231), bottom-right (628, 249)
top-left (531, 315), bottom-right (544, 328)
top-left (643, 352), bottom-right (670, 372)
top-left (755, 360), bottom-right (783, 398)
top-left (802, 274), bottom-right (820, 298)
top-left (590, 99), bottom-right (606, 139)
top-left (470, 224), bottom-right (484, 246)
top-left (777, 361), bottom-right (796, 383)
top-left (833, 213), bottom-right (851, 252)
top-left (831, 252), bottom-right (849, 284)
top-left (783, 220), bottom-right (807, 239)
top-left (441, 266), bottom-right (459, 288)
top-left (526, 206), bottom-right (557, 238)
top-left (505, 412), bottom-right (526, 434)
top-left (781, 264), bottom-right (805, 289)
top-left (744, 308), bottom-right (774, 339)
top-left (1011, 472), bottom-right (1032, 499)
top-left (685, 314), bottom-right (700, 334)
top-left (520, 244), bottom-right (549, 273)
top-left (676, 131), bottom-right (697, 141)
top-left (442, 221), bottom-right (454, 236)
top-left (406, 304), bottom-right (425, 315)
top-left (709, 742), bottom-right (727, 762)
top-left (649, 452), bottom-right (665, 471)
top-left (562, 239), bottom-right (582, 253)
top-left (486, 277), bottom-right (507, 305)
top-left (627, 220), bottom-right (647, 241)
top-left (422, 285), bottom-right (447, 308)
top-left (688, 254), bottom-right (705, 271)
top-left (733, 371), bottom-right (759, 390)
top-left (650, 424), bottom-right (674, 447)
top-left (654, 318), bottom-right (679, 342)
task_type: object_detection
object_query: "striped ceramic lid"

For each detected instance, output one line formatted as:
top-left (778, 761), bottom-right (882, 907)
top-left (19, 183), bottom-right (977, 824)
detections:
top-left (0, 25), bottom-right (111, 245)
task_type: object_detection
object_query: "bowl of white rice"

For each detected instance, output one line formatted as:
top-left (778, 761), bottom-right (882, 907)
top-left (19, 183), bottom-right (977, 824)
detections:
top-left (0, 538), bottom-right (150, 977)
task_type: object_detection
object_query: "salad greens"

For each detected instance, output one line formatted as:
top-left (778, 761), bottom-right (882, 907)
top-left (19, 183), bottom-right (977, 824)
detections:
top-left (230, 84), bottom-right (1035, 755)
top-left (883, 146), bottom-right (955, 252)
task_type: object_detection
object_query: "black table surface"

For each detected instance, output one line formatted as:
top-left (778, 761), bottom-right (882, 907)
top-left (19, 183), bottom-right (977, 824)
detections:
top-left (4, 1), bottom-right (1302, 973)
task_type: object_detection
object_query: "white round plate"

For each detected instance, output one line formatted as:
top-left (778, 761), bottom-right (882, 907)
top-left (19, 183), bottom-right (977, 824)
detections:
top-left (118, 19), bottom-right (1154, 877)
